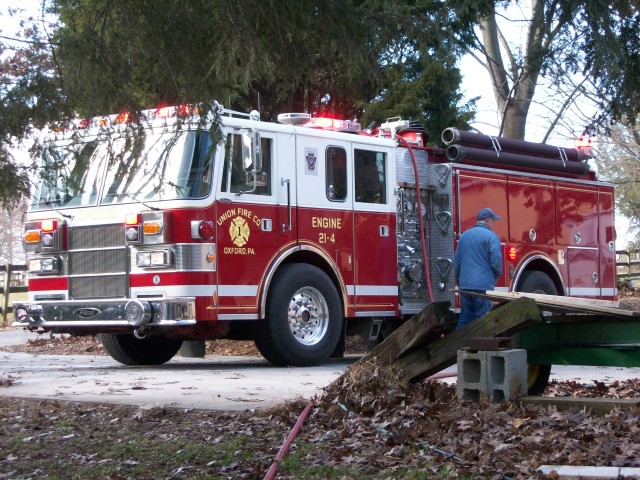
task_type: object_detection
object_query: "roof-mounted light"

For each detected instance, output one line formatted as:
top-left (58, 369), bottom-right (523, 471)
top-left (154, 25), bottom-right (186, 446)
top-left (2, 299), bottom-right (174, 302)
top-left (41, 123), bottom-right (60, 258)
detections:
top-left (277, 113), bottom-right (361, 132)
top-left (576, 136), bottom-right (593, 158)
top-left (115, 112), bottom-right (130, 124)
top-left (277, 113), bottom-right (311, 125)
top-left (156, 104), bottom-right (193, 119)
top-left (156, 106), bottom-right (172, 118)
top-left (306, 117), bottom-right (360, 132)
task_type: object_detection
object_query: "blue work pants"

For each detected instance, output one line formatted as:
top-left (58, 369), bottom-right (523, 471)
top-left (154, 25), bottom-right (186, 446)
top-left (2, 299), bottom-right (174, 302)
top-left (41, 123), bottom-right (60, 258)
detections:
top-left (457, 291), bottom-right (493, 329)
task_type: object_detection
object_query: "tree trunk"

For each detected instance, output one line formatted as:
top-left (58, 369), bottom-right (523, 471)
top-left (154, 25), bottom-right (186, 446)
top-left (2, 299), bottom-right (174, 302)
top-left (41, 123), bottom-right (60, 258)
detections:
top-left (478, 0), bottom-right (551, 140)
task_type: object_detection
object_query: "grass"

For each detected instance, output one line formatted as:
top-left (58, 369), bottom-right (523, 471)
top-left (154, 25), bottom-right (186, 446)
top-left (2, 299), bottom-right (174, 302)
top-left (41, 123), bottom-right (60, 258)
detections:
top-left (0, 397), bottom-right (470, 480)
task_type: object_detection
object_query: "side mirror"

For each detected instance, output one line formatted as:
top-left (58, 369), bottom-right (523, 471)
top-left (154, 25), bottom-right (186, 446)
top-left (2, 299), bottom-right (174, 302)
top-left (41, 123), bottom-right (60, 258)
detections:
top-left (241, 130), bottom-right (262, 172)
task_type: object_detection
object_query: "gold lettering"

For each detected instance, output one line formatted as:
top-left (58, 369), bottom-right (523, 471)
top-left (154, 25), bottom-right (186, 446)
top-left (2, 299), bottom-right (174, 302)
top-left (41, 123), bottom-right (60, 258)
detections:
top-left (223, 246), bottom-right (256, 255)
top-left (311, 216), bottom-right (342, 229)
top-left (217, 209), bottom-right (236, 226)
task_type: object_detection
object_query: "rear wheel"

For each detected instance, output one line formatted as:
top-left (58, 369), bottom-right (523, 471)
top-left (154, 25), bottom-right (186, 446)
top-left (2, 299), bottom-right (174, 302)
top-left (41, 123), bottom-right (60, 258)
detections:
top-left (518, 270), bottom-right (558, 297)
top-left (98, 333), bottom-right (183, 366)
top-left (517, 270), bottom-right (558, 395)
top-left (254, 264), bottom-right (342, 366)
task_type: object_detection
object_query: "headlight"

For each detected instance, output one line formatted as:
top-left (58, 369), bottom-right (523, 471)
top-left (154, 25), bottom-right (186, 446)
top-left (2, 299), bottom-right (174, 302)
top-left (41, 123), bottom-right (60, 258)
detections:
top-left (29, 256), bottom-right (60, 274)
top-left (136, 250), bottom-right (173, 268)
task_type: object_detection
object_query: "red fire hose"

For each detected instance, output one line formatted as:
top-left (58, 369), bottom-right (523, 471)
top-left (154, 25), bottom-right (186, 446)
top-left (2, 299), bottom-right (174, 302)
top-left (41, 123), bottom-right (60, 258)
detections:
top-left (262, 371), bottom-right (457, 478)
top-left (395, 135), bottom-right (434, 303)
top-left (263, 401), bottom-right (315, 480)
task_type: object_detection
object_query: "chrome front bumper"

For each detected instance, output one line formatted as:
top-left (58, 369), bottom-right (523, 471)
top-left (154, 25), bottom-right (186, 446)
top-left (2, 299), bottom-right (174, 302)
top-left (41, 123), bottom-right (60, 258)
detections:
top-left (12, 298), bottom-right (196, 329)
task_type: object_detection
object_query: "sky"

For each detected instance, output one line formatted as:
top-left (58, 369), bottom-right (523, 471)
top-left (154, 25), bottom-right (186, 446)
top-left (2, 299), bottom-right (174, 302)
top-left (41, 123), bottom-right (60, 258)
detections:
top-left (1, 1), bottom-right (633, 248)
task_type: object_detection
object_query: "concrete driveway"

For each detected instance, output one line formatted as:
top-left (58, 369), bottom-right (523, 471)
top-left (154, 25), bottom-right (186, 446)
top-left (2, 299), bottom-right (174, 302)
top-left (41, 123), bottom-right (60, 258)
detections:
top-left (0, 350), bottom-right (356, 411)
top-left (2, 329), bottom-right (639, 411)
top-left (0, 329), bottom-right (356, 410)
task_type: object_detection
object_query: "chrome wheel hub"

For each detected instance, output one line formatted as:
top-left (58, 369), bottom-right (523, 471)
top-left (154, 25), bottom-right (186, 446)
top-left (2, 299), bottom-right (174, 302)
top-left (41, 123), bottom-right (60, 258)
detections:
top-left (287, 286), bottom-right (329, 346)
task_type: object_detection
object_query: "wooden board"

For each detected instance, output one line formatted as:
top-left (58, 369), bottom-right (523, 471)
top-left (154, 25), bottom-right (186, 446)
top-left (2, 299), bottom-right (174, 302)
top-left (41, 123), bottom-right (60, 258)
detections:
top-left (461, 290), bottom-right (640, 319)
top-left (399, 297), bottom-right (542, 382)
top-left (520, 396), bottom-right (640, 414)
top-left (358, 301), bottom-right (455, 365)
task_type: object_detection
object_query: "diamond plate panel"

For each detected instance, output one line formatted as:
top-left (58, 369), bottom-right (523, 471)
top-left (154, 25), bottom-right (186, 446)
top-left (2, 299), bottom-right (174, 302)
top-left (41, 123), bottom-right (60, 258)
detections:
top-left (427, 163), bottom-right (455, 304)
top-left (395, 148), bottom-right (429, 185)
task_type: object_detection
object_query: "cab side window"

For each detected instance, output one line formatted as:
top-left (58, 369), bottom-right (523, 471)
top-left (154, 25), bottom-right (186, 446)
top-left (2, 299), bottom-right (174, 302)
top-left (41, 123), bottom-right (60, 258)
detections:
top-left (221, 133), bottom-right (272, 195)
top-left (326, 146), bottom-right (347, 202)
top-left (354, 149), bottom-right (386, 203)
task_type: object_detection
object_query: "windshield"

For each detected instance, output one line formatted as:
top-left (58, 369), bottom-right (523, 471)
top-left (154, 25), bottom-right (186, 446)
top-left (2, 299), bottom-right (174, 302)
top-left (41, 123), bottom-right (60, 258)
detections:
top-left (31, 141), bottom-right (102, 210)
top-left (31, 130), bottom-right (214, 211)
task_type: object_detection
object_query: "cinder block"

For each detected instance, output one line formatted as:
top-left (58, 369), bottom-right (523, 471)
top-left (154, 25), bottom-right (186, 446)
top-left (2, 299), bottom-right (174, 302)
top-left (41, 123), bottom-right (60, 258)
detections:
top-left (456, 349), bottom-right (527, 402)
top-left (485, 349), bottom-right (527, 401)
top-left (456, 350), bottom-right (486, 401)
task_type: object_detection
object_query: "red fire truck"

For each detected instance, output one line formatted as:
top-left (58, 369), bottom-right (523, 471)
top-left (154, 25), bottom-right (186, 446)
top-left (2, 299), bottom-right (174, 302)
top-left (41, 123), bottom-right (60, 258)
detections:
top-left (14, 103), bottom-right (616, 372)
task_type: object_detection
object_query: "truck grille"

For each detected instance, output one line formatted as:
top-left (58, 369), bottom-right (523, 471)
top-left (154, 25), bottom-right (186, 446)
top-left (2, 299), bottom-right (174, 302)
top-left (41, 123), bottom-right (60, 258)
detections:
top-left (68, 224), bottom-right (127, 299)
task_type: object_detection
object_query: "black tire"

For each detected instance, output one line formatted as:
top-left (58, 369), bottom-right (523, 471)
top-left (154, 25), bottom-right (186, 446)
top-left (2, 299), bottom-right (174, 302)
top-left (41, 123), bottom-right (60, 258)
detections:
top-left (517, 270), bottom-right (558, 296)
top-left (517, 270), bottom-right (558, 395)
top-left (527, 363), bottom-right (552, 396)
top-left (254, 264), bottom-right (342, 367)
top-left (97, 333), bottom-right (183, 366)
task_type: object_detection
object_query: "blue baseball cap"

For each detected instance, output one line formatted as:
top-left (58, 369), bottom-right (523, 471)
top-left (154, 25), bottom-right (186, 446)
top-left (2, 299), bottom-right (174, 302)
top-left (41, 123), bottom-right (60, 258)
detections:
top-left (477, 208), bottom-right (501, 221)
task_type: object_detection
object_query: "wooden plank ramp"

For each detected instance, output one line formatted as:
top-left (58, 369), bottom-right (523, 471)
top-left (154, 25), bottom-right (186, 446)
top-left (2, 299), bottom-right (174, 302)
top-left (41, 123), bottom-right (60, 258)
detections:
top-left (462, 290), bottom-right (640, 319)
top-left (343, 297), bottom-right (542, 383)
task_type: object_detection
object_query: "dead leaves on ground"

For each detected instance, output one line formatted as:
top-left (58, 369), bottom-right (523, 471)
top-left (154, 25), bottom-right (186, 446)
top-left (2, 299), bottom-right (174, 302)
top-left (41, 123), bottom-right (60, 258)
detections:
top-left (313, 359), bottom-right (640, 479)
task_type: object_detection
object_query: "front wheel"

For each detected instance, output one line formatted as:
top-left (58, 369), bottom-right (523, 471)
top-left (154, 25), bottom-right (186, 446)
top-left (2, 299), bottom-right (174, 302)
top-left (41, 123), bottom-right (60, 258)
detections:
top-left (254, 264), bottom-right (342, 367)
top-left (517, 270), bottom-right (558, 395)
top-left (97, 333), bottom-right (183, 366)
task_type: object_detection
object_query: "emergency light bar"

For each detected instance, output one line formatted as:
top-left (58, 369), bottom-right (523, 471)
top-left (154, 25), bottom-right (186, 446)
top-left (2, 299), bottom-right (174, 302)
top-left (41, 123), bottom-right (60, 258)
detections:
top-left (53, 101), bottom-right (251, 137)
top-left (278, 112), bottom-right (360, 132)
top-left (306, 117), bottom-right (361, 132)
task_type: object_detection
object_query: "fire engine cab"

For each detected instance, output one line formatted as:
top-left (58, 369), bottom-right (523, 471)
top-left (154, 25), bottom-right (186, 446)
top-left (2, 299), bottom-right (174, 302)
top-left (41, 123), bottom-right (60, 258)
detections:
top-left (14, 103), bottom-right (616, 370)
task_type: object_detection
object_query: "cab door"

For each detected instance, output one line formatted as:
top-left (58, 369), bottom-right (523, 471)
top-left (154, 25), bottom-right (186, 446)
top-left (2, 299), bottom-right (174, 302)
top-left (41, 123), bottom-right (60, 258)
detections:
top-left (295, 138), bottom-right (355, 315)
top-left (352, 144), bottom-right (397, 316)
top-left (215, 130), bottom-right (284, 318)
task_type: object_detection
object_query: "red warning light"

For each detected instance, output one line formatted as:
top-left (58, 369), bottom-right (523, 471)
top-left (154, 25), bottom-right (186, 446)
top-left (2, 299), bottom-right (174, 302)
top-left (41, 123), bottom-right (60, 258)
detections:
top-left (314, 117), bottom-right (335, 128)
top-left (156, 106), bottom-right (172, 118)
top-left (576, 136), bottom-right (591, 149)
top-left (115, 112), bottom-right (130, 124)
top-left (125, 213), bottom-right (141, 225)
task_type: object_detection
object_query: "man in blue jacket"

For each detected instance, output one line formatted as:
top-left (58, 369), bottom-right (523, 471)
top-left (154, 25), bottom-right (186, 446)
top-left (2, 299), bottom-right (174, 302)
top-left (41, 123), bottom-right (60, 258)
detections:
top-left (453, 207), bottom-right (503, 329)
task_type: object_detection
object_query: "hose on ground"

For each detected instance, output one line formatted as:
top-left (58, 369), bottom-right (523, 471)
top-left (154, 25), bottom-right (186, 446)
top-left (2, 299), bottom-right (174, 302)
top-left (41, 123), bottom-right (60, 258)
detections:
top-left (263, 401), bottom-right (315, 480)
